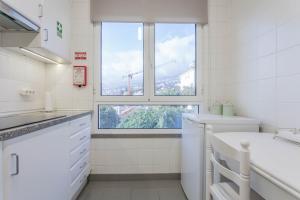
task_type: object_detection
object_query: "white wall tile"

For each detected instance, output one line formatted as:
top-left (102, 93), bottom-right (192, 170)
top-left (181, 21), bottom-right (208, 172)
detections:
top-left (208, 0), bottom-right (236, 107)
top-left (257, 78), bottom-right (276, 102)
top-left (223, 0), bottom-right (300, 131)
top-left (0, 48), bottom-right (46, 114)
top-left (257, 30), bottom-right (276, 57)
top-left (277, 19), bottom-right (300, 51)
top-left (277, 46), bottom-right (300, 77)
top-left (257, 55), bottom-right (276, 79)
top-left (275, 0), bottom-right (298, 26)
top-left (45, 0), bottom-right (94, 111)
top-left (138, 150), bottom-right (153, 166)
top-left (90, 138), bottom-right (181, 174)
top-left (209, 6), bottom-right (230, 22)
top-left (277, 102), bottom-right (300, 129)
top-left (209, 0), bottom-right (230, 7)
top-left (277, 75), bottom-right (300, 103)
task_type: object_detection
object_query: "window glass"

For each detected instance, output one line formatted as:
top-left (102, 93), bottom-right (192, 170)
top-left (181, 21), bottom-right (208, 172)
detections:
top-left (155, 23), bottom-right (196, 96)
top-left (99, 105), bottom-right (199, 129)
top-left (101, 22), bottom-right (144, 96)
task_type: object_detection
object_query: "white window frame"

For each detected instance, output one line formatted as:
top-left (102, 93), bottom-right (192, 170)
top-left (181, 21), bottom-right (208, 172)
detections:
top-left (93, 22), bottom-right (204, 134)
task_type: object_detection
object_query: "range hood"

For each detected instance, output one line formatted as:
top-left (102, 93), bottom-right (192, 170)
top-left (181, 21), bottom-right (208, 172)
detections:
top-left (0, 1), bottom-right (71, 64)
top-left (0, 1), bottom-right (39, 32)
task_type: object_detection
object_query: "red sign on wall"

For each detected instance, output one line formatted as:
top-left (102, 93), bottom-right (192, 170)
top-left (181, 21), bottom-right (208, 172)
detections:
top-left (74, 52), bottom-right (87, 60)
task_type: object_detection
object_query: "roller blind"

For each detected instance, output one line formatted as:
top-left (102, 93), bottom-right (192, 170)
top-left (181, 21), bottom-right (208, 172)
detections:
top-left (91, 0), bottom-right (208, 24)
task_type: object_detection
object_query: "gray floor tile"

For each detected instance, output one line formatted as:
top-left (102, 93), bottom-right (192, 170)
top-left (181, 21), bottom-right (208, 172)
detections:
top-left (158, 188), bottom-right (187, 200)
top-left (131, 189), bottom-right (159, 200)
top-left (77, 187), bottom-right (103, 200)
top-left (100, 188), bottom-right (131, 200)
top-left (77, 180), bottom-right (187, 200)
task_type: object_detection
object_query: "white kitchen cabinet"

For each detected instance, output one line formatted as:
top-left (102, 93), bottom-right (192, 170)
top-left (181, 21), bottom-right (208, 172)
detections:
top-left (39, 0), bottom-right (71, 62)
top-left (1, 0), bottom-right (71, 63)
top-left (3, 123), bottom-right (70, 200)
top-left (68, 116), bottom-right (91, 200)
top-left (2, 0), bottom-right (42, 26)
top-left (0, 114), bottom-right (91, 200)
top-left (0, 143), bottom-right (3, 200)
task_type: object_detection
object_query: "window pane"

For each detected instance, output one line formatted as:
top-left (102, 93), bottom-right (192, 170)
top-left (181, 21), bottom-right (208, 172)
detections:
top-left (155, 24), bottom-right (196, 96)
top-left (99, 105), bottom-right (198, 129)
top-left (101, 22), bottom-right (144, 96)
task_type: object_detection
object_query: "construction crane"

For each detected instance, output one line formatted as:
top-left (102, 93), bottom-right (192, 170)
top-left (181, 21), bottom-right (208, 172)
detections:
top-left (122, 71), bottom-right (142, 95)
top-left (122, 60), bottom-right (177, 95)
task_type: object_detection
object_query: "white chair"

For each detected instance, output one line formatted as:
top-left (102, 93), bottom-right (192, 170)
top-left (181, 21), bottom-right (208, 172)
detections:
top-left (205, 125), bottom-right (250, 200)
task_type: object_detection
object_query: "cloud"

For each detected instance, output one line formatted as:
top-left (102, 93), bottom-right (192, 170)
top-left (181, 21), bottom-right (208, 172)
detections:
top-left (102, 34), bottom-right (195, 88)
top-left (156, 35), bottom-right (195, 78)
top-left (102, 50), bottom-right (143, 88)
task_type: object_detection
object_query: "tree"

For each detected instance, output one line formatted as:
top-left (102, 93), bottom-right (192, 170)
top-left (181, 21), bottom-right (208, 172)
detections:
top-left (156, 106), bottom-right (183, 129)
top-left (157, 87), bottom-right (181, 96)
top-left (118, 106), bottom-right (185, 129)
top-left (99, 106), bottom-right (120, 128)
top-left (118, 107), bottom-right (160, 128)
top-left (157, 86), bottom-right (195, 96)
top-left (181, 86), bottom-right (195, 96)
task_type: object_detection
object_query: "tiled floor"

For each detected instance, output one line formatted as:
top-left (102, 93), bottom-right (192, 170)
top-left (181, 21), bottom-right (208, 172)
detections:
top-left (77, 180), bottom-right (188, 200)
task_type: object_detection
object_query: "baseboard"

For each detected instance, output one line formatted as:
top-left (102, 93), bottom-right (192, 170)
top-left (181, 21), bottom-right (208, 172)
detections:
top-left (89, 173), bottom-right (181, 181)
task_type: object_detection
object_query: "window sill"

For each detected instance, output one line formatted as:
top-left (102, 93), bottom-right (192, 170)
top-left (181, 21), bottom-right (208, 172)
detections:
top-left (91, 133), bottom-right (182, 138)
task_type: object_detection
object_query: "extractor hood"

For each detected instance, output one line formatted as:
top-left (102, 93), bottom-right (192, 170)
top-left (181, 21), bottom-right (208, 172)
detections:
top-left (0, 1), bottom-right (39, 32)
top-left (0, 1), bottom-right (71, 64)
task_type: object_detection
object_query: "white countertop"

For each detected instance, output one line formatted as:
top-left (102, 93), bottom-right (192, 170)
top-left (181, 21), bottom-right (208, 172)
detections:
top-left (183, 113), bottom-right (260, 125)
top-left (215, 132), bottom-right (300, 196)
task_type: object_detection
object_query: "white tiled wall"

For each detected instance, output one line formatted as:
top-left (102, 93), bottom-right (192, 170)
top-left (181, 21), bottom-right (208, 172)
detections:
top-left (0, 48), bottom-right (46, 114)
top-left (45, 0), bottom-right (233, 175)
top-left (45, 0), bottom-right (94, 111)
top-left (91, 138), bottom-right (181, 174)
top-left (206, 0), bottom-right (232, 107)
top-left (223, 0), bottom-right (300, 131)
top-left (45, 0), bottom-right (182, 175)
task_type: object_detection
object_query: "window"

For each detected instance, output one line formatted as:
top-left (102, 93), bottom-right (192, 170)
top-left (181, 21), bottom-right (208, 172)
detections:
top-left (95, 22), bottom-right (202, 132)
top-left (99, 105), bottom-right (198, 129)
top-left (155, 24), bottom-right (196, 96)
top-left (101, 22), bottom-right (144, 96)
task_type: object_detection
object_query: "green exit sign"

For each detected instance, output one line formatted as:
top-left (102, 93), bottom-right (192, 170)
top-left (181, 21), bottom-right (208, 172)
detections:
top-left (57, 21), bottom-right (63, 38)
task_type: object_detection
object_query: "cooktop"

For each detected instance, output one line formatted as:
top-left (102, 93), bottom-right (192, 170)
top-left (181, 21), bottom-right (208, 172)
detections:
top-left (0, 112), bottom-right (66, 131)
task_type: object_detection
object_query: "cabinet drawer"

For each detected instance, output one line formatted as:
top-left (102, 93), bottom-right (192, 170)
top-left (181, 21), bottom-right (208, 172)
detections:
top-left (70, 165), bottom-right (89, 198)
top-left (70, 128), bottom-right (90, 151)
top-left (70, 116), bottom-right (91, 136)
top-left (70, 153), bottom-right (89, 183)
top-left (70, 140), bottom-right (90, 167)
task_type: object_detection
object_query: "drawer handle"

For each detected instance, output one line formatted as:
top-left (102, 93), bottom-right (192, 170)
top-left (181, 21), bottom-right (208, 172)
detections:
top-left (79, 123), bottom-right (86, 127)
top-left (43, 29), bottom-right (48, 41)
top-left (10, 154), bottom-right (19, 176)
top-left (80, 178), bottom-right (84, 184)
top-left (80, 162), bottom-right (87, 170)
top-left (79, 136), bottom-right (87, 141)
top-left (80, 174), bottom-right (88, 184)
top-left (80, 149), bottom-right (87, 155)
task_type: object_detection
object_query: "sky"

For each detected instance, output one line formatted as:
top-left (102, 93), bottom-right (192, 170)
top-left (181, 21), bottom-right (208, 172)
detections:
top-left (101, 22), bottom-right (196, 90)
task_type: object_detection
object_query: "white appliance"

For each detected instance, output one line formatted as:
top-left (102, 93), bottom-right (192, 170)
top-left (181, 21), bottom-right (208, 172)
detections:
top-left (181, 114), bottom-right (260, 200)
